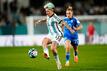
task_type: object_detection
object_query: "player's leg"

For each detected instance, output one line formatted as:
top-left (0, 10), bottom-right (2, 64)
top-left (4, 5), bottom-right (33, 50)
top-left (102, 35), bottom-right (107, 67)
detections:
top-left (51, 41), bottom-right (62, 70)
top-left (65, 40), bottom-right (71, 66)
top-left (89, 35), bottom-right (93, 44)
top-left (71, 40), bottom-right (79, 63)
top-left (42, 37), bottom-right (52, 59)
top-left (73, 46), bottom-right (78, 63)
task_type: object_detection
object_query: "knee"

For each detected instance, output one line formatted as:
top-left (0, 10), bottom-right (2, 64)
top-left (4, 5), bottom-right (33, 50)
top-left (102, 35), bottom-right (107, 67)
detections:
top-left (51, 47), bottom-right (54, 52)
top-left (66, 45), bottom-right (70, 51)
top-left (65, 44), bottom-right (70, 48)
top-left (42, 38), bottom-right (48, 46)
top-left (65, 41), bottom-right (71, 51)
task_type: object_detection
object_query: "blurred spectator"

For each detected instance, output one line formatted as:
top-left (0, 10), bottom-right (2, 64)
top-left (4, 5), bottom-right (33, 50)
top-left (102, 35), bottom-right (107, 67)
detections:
top-left (0, 0), bottom-right (106, 28)
top-left (87, 22), bottom-right (95, 44)
top-left (1, 12), bottom-right (11, 26)
top-left (9, 0), bottom-right (18, 14)
top-left (30, 7), bottom-right (41, 16)
top-left (0, 15), bottom-right (5, 26)
top-left (3, 0), bottom-right (8, 13)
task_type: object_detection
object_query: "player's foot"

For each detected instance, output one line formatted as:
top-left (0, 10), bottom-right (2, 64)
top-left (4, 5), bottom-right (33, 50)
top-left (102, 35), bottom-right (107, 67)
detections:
top-left (65, 61), bottom-right (70, 67)
top-left (74, 56), bottom-right (78, 63)
top-left (56, 61), bottom-right (62, 70)
top-left (43, 53), bottom-right (49, 59)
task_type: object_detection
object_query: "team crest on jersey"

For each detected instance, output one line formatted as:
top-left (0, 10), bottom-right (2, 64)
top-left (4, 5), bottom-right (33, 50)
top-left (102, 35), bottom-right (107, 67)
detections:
top-left (71, 20), bottom-right (73, 23)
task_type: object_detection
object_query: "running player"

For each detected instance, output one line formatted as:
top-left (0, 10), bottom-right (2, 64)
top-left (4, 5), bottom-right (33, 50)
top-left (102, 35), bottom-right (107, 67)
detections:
top-left (63, 5), bottom-right (82, 66)
top-left (35, 2), bottom-right (73, 69)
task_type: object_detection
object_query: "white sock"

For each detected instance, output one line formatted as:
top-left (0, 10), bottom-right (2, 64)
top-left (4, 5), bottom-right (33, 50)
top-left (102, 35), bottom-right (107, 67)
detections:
top-left (55, 55), bottom-right (60, 63)
top-left (43, 48), bottom-right (49, 56)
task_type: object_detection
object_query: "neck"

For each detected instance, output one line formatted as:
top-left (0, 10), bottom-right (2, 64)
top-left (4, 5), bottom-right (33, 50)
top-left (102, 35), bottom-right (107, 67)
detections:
top-left (68, 16), bottom-right (73, 19)
top-left (49, 13), bottom-right (54, 17)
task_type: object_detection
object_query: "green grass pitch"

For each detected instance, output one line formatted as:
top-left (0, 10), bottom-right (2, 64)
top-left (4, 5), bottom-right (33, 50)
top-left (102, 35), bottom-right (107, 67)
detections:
top-left (0, 44), bottom-right (107, 71)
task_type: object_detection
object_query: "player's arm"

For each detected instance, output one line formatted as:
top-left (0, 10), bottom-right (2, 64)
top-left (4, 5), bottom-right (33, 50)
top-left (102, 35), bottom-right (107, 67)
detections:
top-left (73, 19), bottom-right (83, 31)
top-left (34, 18), bottom-right (47, 24)
top-left (60, 21), bottom-right (75, 33)
top-left (73, 24), bottom-right (83, 31)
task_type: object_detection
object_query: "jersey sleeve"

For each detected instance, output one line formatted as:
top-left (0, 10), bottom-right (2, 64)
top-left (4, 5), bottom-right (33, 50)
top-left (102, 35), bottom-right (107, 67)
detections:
top-left (54, 15), bottom-right (62, 25)
top-left (75, 18), bottom-right (80, 28)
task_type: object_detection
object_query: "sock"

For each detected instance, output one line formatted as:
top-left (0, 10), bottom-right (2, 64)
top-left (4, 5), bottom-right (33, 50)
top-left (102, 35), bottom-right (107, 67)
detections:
top-left (74, 50), bottom-right (78, 56)
top-left (53, 52), bottom-right (60, 62)
top-left (73, 46), bottom-right (78, 56)
top-left (66, 52), bottom-right (70, 62)
top-left (43, 47), bottom-right (49, 56)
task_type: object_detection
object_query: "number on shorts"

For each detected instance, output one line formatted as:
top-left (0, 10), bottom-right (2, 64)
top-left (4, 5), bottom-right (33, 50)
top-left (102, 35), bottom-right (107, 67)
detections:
top-left (56, 36), bottom-right (62, 41)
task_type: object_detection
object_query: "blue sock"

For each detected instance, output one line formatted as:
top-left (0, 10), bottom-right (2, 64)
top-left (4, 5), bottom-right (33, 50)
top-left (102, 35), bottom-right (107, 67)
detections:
top-left (66, 52), bottom-right (70, 62)
top-left (74, 51), bottom-right (78, 56)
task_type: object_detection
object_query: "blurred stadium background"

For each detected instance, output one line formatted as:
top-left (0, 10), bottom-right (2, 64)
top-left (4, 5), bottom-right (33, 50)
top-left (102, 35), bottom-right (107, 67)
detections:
top-left (0, 0), bottom-right (107, 46)
top-left (0, 0), bottom-right (107, 71)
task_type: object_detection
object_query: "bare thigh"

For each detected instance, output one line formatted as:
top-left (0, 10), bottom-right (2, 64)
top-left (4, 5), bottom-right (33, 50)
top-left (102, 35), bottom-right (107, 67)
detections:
top-left (42, 37), bottom-right (52, 46)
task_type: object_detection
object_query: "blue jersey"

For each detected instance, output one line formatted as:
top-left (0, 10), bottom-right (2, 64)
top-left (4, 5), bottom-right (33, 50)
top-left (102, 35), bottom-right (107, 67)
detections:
top-left (64, 16), bottom-right (80, 39)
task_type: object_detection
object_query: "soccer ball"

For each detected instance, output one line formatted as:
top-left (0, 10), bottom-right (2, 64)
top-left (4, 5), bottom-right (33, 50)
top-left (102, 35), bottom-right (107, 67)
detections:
top-left (28, 48), bottom-right (38, 58)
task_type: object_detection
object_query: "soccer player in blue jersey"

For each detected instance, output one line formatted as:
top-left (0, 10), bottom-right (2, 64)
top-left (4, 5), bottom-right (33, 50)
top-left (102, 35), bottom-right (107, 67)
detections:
top-left (63, 6), bottom-right (82, 66)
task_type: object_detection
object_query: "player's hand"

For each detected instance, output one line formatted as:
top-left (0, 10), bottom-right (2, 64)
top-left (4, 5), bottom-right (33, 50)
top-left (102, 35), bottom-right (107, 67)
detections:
top-left (36, 20), bottom-right (41, 24)
top-left (73, 26), bottom-right (77, 31)
top-left (69, 28), bottom-right (75, 34)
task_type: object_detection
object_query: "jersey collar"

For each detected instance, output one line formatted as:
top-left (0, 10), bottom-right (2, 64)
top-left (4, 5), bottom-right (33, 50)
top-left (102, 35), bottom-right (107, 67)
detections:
top-left (49, 13), bottom-right (54, 18)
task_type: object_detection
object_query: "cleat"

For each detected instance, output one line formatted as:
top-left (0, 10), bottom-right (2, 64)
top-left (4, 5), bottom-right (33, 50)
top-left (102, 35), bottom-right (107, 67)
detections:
top-left (56, 61), bottom-right (62, 70)
top-left (65, 61), bottom-right (70, 67)
top-left (74, 56), bottom-right (78, 63)
top-left (43, 53), bottom-right (49, 59)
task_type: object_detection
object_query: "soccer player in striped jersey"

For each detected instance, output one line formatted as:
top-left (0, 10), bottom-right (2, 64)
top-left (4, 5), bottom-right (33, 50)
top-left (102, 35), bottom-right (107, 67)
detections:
top-left (35, 2), bottom-right (74, 70)
top-left (42, 2), bottom-right (63, 70)
top-left (63, 6), bottom-right (82, 66)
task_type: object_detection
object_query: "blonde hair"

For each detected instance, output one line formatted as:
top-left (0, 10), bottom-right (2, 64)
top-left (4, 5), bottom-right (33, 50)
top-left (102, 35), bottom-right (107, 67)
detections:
top-left (66, 6), bottom-right (73, 11)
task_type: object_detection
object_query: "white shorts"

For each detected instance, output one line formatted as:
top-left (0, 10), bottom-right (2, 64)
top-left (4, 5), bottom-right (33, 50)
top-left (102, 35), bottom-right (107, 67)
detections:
top-left (47, 33), bottom-right (62, 44)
